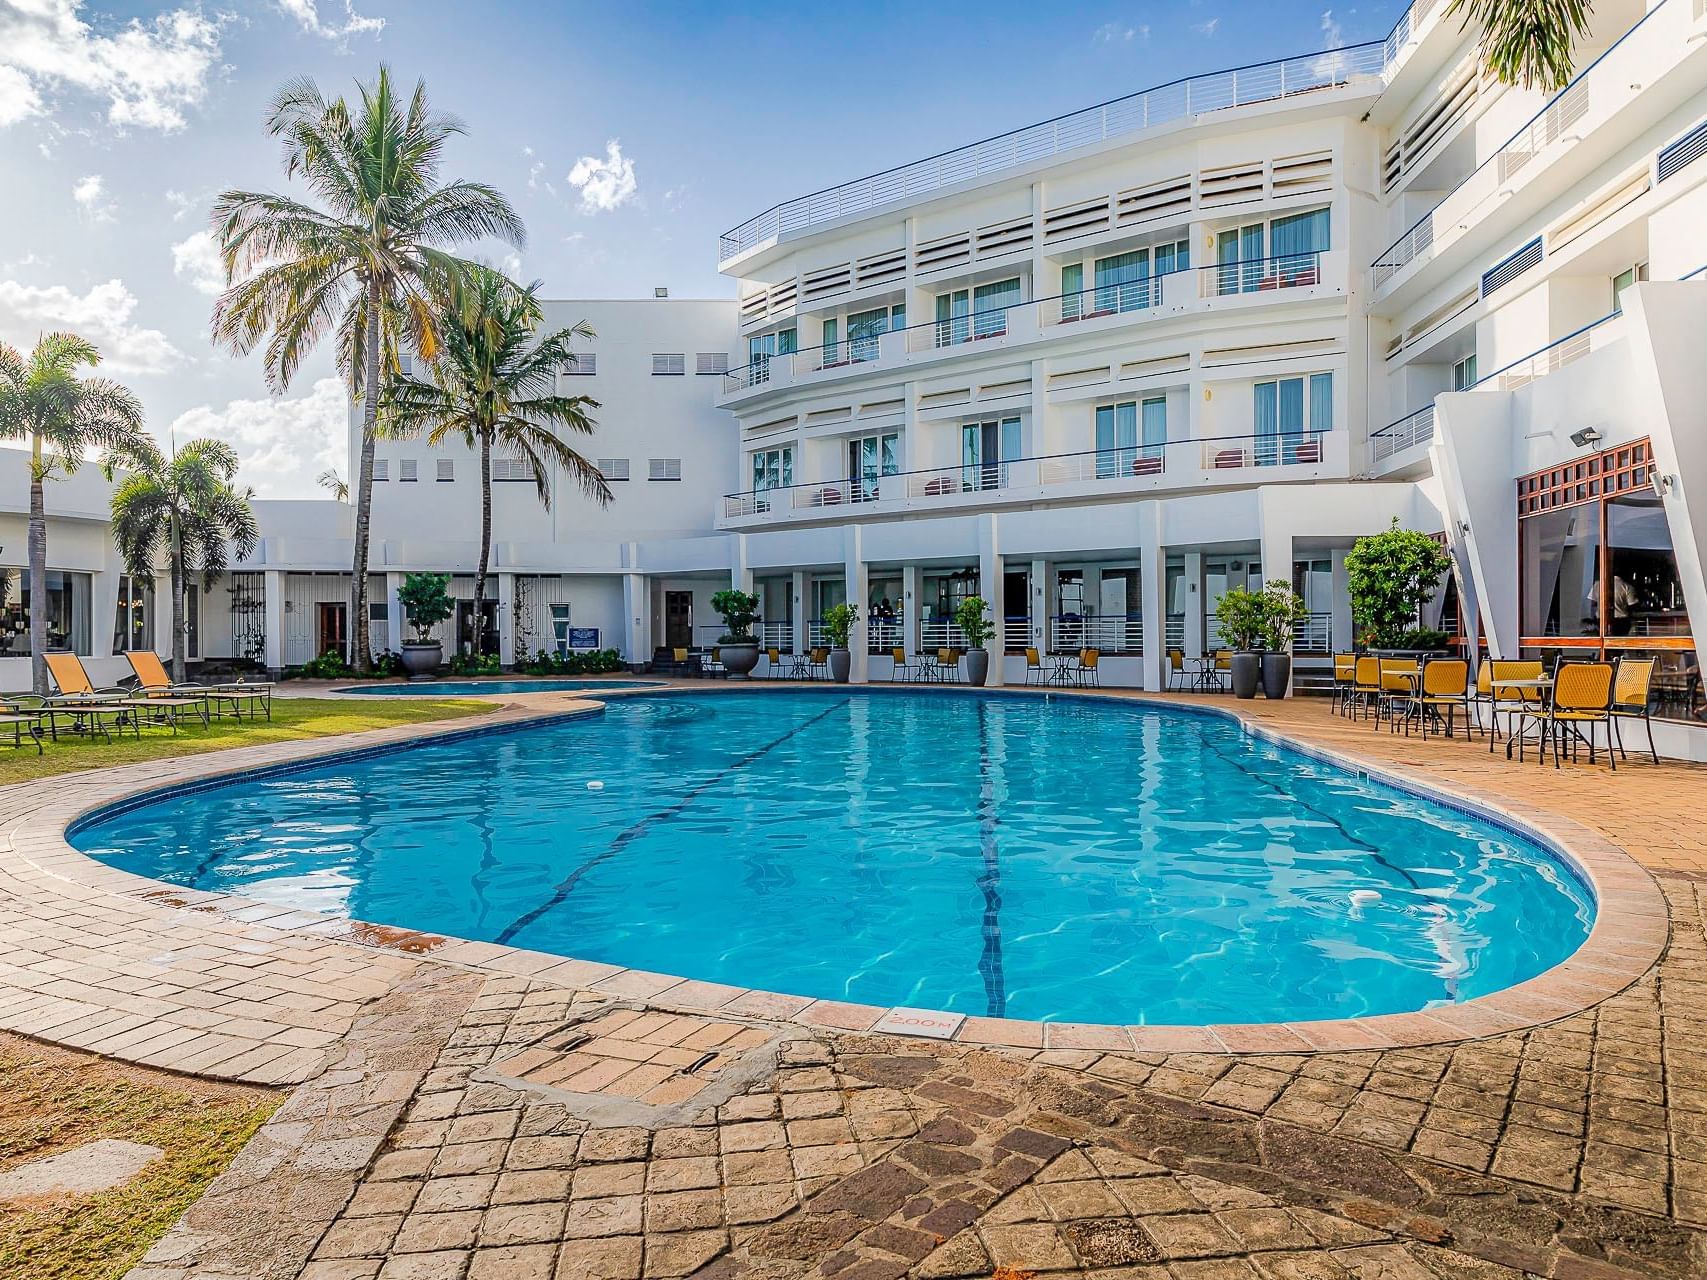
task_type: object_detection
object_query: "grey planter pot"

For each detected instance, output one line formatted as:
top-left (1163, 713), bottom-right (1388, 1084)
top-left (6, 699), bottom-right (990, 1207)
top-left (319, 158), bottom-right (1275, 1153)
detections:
top-left (720, 642), bottom-right (760, 679)
top-left (1261, 652), bottom-right (1292, 699)
top-left (400, 642), bottom-right (442, 680)
top-left (965, 648), bottom-right (990, 686)
top-left (829, 649), bottom-right (851, 683)
top-left (1230, 651), bottom-right (1261, 699)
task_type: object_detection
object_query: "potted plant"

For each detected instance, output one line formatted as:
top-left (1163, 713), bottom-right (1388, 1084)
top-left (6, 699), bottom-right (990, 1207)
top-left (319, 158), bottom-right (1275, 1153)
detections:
top-left (822, 601), bottom-right (858, 683)
top-left (710, 588), bottom-right (762, 678)
top-left (1214, 586), bottom-right (1268, 699)
top-left (1345, 519), bottom-right (1454, 652)
top-left (1259, 579), bottom-right (1309, 699)
top-left (954, 595), bottom-right (995, 686)
top-left (398, 571), bottom-right (455, 678)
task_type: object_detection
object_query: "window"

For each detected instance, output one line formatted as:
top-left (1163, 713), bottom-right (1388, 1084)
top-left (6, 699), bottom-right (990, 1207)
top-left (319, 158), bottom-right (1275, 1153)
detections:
top-left (561, 353), bottom-right (597, 376)
top-left (399, 458), bottom-right (418, 482)
top-left (1252, 373), bottom-right (1332, 465)
top-left (1214, 209), bottom-right (1326, 295)
top-left (696, 352), bottom-right (729, 376)
top-left (112, 573), bottom-right (154, 652)
top-left (1061, 241), bottom-right (1186, 320)
top-left (1612, 262), bottom-right (1649, 312)
top-left (960, 417), bottom-right (1021, 491)
top-left (649, 457), bottom-right (683, 481)
top-left (651, 353), bottom-right (686, 376)
top-left (744, 329), bottom-right (796, 387)
top-left (550, 603), bottom-right (572, 657)
top-left (372, 459), bottom-right (389, 481)
top-left (1094, 398), bottom-right (1167, 477)
top-left (597, 457), bottom-right (630, 482)
top-left (436, 458), bottom-right (454, 482)
top-left (847, 432), bottom-right (899, 501)
top-left (934, 277), bottom-right (1019, 347)
top-left (845, 305), bottom-right (904, 362)
top-left (397, 355), bottom-right (414, 378)
top-left (1453, 354), bottom-right (1478, 391)
top-left (0, 568), bottom-right (92, 655)
top-left (750, 447), bottom-right (793, 493)
top-left (491, 457), bottom-right (536, 482)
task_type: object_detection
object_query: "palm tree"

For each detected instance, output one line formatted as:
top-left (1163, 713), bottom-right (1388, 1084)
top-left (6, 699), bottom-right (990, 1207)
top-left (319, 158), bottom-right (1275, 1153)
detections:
top-left (106, 438), bottom-right (260, 683)
top-left (211, 65), bottom-right (524, 672)
top-left (0, 334), bottom-right (148, 694)
top-left (1450, 0), bottom-right (1594, 90)
top-left (317, 468), bottom-right (350, 501)
top-left (384, 268), bottom-right (610, 653)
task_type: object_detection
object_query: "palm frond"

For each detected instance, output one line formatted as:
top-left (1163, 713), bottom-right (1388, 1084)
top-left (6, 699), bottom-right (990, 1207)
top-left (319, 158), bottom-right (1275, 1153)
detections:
top-left (1449, 0), bottom-right (1593, 90)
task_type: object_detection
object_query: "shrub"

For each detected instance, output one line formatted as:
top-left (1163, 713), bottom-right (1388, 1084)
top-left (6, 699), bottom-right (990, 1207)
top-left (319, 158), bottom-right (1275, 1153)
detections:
top-left (709, 589), bottom-right (759, 644)
top-left (399, 572), bottom-right (455, 643)
top-left (1214, 588), bottom-right (1269, 652)
top-left (448, 651), bottom-right (502, 676)
top-left (822, 602), bottom-right (859, 649)
top-left (953, 595), bottom-right (994, 649)
top-left (1346, 519), bottom-right (1453, 649)
top-left (1260, 579), bottom-right (1310, 651)
top-left (515, 647), bottom-right (625, 676)
top-left (294, 649), bottom-right (354, 680)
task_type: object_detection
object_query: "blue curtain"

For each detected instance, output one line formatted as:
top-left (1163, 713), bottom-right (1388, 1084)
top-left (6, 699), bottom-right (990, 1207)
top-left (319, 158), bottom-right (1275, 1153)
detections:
top-left (1141, 397), bottom-right (1167, 461)
top-left (1279, 377), bottom-right (1306, 464)
top-left (1095, 250), bottom-right (1151, 312)
top-left (1255, 381), bottom-right (1278, 465)
top-left (1272, 209), bottom-right (1328, 284)
top-left (1309, 373), bottom-right (1333, 435)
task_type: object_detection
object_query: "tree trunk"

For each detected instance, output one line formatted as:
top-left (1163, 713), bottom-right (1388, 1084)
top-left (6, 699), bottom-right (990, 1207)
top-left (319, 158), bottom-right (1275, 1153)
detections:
top-left (475, 433), bottom-right (492, 656)
top-left (349, 278), bottom-right (381, 673)
top-left (27, 434), bottom-right (46, 697)
top-left (169, 513), bottom-right (187, 684)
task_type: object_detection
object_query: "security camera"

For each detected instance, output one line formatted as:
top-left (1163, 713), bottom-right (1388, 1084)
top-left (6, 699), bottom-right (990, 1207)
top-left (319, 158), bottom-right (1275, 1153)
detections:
top-left (1569, 426), bottom-right (1603, 448)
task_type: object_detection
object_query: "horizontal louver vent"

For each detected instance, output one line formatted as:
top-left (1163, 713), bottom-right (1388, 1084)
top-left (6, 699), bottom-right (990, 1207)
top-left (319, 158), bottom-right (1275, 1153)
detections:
top-left (1116, 175), bottom-right (1192, 226)
top-left (1198, 161), bottom-right (1265, 208)
top-left (492, 457), bottom-right (536, 482)
top-left (1042, 196), bottom-right (1111, 241)
top-left (372, 459), bottom-right (389, 481)
top-left (1384, 55), bottom-right (1480, 192)
top-left (597, 457), bottom-right (629, 481)
top-left (561, 353), bottom-right (596, 376)
top-left (800, 262), bottom-right (852, 303)
top-left (696, 352), bottom-right (729, 376)
top-left (914, 231), bottom-right (972, 273)
top-left (975, 215), bottom-right (1033, 259)
top-left (1657, 117), bottom-right (1707, 183)
top-left (1272, 150), bottom-right (1333, 197)
top-left (651, 353), bottom-right (685, 376)
top-left (739, 291), bottom-right (769, 323)
top-left (648, 457), bottom-right (682, 481)
top-left (855, 248), bottom-right (907, 289)
top-left (436, 459), bottom-right (454, 482)
top-left (1481, 237), bottom-right (1542, 298)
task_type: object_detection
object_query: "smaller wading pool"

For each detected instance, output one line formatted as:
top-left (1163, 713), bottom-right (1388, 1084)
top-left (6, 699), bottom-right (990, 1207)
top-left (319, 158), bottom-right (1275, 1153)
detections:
top-left (337, 679), bottom-right (663, 697)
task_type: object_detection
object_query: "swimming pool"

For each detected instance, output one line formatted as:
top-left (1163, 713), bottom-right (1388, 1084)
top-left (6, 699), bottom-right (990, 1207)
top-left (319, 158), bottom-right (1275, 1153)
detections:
top-left (73, 691), bottom-right (1594, 1026)
top-left (338, 679), bottom-right (662, 696)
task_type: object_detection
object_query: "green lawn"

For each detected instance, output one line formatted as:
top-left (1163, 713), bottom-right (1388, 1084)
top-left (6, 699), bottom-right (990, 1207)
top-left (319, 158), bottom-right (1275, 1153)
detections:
top-left (0, 696), bottom-right (491, 787)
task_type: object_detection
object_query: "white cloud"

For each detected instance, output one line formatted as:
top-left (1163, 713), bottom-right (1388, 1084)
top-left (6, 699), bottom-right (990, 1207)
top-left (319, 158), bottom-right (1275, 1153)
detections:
top-left (164, 187), bottom-right (199, 221)
top-left (171, 229), bottom-right (224, 295)
top-left (1320, 9), bottom-right (1345, 48)
top-left (499, 252), bottom-right (522, 277)
top-left (1194, 17), bottom-right (1221, 36)
top-left (1093, 22), bottom-right (1139, 43)
top-left (0, 1), bottom-right (223, 132)
top-left (71, 171), bottom-right (113, 221)
top-left (0, 277), bottom-right (183, 374)
top-left (276, 0), bottom-right (384, 43)
top-left (169, 376), bottom-right (349, 498)
top-left (567, 139), bottom-right (637, 215)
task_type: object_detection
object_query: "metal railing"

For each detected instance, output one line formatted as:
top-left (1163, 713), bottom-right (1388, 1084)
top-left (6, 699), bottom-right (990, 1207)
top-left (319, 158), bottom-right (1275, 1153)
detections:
top-left (758, 620), bottom-right (792, 651)
top-left (920, 618), bottom-right (970, 650)
top-left (1370, 404), bottom-right (1435, 463)
top-left (866, 618), bottom-right (903, 654)
top-left (1045, 276), bottom-right (1164, 325)
top-left (1295, 612), bottom-right (1332, 653)
top-left (1165, 617), bottom-right (1186, 651)
top-left (1002, 617), bottom-right (1031, 651)
top-left (1200, 251), bottom-right (1323, 298)
top-left (717, 44), bottom-right (1383, 261)
top-left (1372, 0), bottom-right (1677, 286)
top-left (721, 431), bottom-right (1332, 521)
top-left (1050, 615), bottom-right (1143, 654)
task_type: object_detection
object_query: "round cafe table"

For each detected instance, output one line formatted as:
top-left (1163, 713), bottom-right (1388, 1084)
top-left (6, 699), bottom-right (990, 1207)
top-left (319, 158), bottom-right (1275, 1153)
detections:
top-left (1493, 676), bottom-right (1555, 761)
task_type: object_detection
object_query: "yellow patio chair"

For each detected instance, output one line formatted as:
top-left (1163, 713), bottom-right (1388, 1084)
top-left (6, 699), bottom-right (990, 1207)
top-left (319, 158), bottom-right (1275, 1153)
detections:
top-left (1351, 656), bottom-right (1383, 720)
top-left (1077, 648), bottom-right (1101, 687)
top-left (1023, 647), bottom-right (1044, 686)
top-left (1398, 658), bottom-right (1470, 740)
top-left (1488, 659), bottom-right (1544, 754)
top-left (1610, 656), bottom-right (1658, 764)
top-left (1331, 653), bottom-right (1356, 715)
top-left (1167, 648), bottom-right (1188, 692)
top-left (1376, 658), bottom-right (1419, 730)
top-left (889, 646), bottom-right (917, 683)
top-left (1523, 661), bottom-right (1614, 769)
top-left (126, 650), bottom-right (268, 721)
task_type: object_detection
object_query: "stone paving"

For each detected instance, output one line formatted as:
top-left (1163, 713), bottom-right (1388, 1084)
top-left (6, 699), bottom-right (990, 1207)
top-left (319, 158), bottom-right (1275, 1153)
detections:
top-left (1, 683), bottom-right (1704, 1277)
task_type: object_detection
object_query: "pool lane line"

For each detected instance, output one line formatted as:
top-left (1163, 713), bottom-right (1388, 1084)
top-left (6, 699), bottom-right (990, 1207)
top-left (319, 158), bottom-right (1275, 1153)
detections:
top-left (493, 696), bottom-right (852, 947)
top-left (974, 699), bottom-right (1007, 1020)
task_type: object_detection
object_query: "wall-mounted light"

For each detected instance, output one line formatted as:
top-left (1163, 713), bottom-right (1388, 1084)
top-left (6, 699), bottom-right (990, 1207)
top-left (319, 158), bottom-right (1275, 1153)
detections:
top-left (1651, 471), bottom-right (1674, 497)
top-left (1568, 426), bottom-right (1603, 449)
top-left (1457, 520), bottom-right (1472, 537)
top-left (1203, 388), bottom-right (1213, 402)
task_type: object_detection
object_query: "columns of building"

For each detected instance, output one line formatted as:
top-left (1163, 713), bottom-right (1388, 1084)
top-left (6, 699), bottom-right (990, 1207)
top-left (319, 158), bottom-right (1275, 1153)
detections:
top-left (496, 572), bottom-right (515, 664)
top-left (843, 525), bottom-right (869, 683)
top-left (1138, 504), bottom-right (1165, 690)
top-left (263, 569), bottom-right (285, 676)
top-left (978, 514), bottom-right (1004, 686)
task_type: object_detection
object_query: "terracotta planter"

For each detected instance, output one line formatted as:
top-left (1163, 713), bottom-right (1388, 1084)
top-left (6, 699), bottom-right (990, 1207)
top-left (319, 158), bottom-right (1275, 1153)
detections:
top-left (1230, 651), bottom-right (1261, 699)
top-left (720, 642), bottom-right (760, 679)
top-left (400, 642), bottom-right (442, 680)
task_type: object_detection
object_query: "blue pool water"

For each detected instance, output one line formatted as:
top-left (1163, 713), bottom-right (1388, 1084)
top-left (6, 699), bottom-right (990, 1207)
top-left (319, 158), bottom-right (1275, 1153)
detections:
top-left (73, 691), bottom-right (1593, 1025)
top-left (338, 679), bottom-right (662, 696)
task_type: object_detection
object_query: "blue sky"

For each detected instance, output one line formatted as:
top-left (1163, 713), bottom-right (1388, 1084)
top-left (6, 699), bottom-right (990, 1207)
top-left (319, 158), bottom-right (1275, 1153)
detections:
top-left (0, 0), bottom-right (1404, 496)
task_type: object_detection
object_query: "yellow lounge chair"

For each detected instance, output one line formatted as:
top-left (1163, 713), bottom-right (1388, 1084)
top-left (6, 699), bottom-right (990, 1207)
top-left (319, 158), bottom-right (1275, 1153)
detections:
top-left (126, 651), bottom-right (269, 721)
top-left (41, 652), bottom-right (159, 740)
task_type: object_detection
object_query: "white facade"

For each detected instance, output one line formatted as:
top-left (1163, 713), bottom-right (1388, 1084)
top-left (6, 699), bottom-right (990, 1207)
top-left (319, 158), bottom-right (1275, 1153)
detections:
top-left (9, 0), bottom-right (1707, 754)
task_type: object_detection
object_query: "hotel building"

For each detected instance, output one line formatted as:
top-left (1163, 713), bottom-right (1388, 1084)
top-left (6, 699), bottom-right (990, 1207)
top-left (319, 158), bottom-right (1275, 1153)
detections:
top-left (4, 0), bottom-right (1706, 754)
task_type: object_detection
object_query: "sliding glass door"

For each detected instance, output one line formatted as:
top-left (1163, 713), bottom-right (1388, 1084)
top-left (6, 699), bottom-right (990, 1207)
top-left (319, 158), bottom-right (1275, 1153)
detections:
top-left (1215, 223), bottom-right (1265, 295)
top-left (962, 417), bottom-right (1021, 491)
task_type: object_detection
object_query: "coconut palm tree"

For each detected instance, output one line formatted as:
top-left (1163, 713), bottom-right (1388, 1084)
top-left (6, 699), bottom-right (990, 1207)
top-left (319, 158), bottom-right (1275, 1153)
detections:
top-left (106, 438), bottom-right (260, 683)
top-left (1450, 0), bottom-right (1594, 90)
top-left (383, 268), bottom-right (610, 653)
top-left (211, 65), bottom-right (524, 672)
top-left (0, 334), bottom-right (148, 694)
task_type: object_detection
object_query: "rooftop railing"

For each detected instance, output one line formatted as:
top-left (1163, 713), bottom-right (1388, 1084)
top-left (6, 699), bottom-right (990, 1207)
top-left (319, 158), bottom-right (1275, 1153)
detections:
top-left (716, 45), bottom-right (1383, 262)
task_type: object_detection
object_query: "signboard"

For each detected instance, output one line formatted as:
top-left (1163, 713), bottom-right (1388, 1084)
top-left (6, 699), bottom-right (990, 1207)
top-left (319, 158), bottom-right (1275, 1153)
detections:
top-left (567, 627), bottom-right (601, 650)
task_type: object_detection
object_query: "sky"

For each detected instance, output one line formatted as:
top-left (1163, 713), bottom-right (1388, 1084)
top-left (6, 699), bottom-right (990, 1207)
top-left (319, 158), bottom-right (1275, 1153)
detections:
top-left (0, 0), bottom-right (1406, 498)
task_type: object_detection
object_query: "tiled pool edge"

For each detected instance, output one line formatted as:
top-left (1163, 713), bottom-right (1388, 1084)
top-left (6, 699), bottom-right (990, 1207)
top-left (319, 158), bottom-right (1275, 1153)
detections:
top-left (0, 686), bottom-right (1670, 1073)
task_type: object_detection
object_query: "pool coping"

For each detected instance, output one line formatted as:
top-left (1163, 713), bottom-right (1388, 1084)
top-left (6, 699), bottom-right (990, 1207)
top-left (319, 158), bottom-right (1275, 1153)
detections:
top-left (3, 683), bottom-right (1670, 1061)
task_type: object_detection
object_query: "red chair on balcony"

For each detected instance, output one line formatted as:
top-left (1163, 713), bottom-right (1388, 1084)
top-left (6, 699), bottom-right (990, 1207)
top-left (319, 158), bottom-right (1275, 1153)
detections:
top-left (922, 476), bottom-right (955, 496)
top-left (1131, 455), bottom-right (1164, 476)
top-left (816, 487), bottom-right (843, 506)
top-left (1213, 449), bottom-right (1244, 469)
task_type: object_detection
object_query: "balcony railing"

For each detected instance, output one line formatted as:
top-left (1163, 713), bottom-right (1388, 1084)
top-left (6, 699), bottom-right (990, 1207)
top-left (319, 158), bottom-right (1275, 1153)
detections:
top-left (718, 44), bottom-right (1383, 262)
top-left (1371, 404), bottom-right (1435, 463)
top-left (1043, 276), bottom-right (1164, 325)
top-left (920, 619), bottom-right (970, 650)
top-left (1201, 251), bottom-right (1323, 298)
top-left (1371, 0), bottom-right (1681, 288)
top-left (867, 618), bottom-right (903, 654)
top-left (1050, 615), bottom-right (1143, 654)
top-left (1296, 612), bottom-right (1332, 653)
top-left (721, 430), bottom-right (1332, 522)
top-left (1002, 616), bottom-right (1031, 651)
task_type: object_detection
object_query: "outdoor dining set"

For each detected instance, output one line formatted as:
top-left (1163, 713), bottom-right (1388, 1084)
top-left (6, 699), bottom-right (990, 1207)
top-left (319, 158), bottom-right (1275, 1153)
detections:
top-left (1330, 652), bottom-right (1658, 769)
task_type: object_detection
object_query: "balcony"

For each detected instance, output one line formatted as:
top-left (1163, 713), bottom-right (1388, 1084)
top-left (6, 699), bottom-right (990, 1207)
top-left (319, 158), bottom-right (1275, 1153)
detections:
top-left (1370, 404), bottom-right (1435, 468)
top-left (1370, 0), bottom-right (1706, 302)
top-left (719, 251), bottom-right (1338, 406)
top-left (718, 429), bottom-right (1344, 528)
top-left (718, 47), bottom-right (1383, 265)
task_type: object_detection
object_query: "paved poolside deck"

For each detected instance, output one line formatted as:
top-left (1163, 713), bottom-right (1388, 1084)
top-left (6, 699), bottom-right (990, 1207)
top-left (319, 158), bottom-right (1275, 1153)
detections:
top-left (1, 682), bottom-right (1702, 1278)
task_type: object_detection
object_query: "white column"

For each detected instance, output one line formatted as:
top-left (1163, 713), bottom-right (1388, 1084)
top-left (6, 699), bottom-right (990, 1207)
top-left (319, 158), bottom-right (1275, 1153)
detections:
top-left (844, 525), bottom-right (869, 684)
top-left (902, 564), bottom-right (922, 659)
top-left (385, 572), bottom-right (404, 655)
top-left (1259, 516), bottom-right (1296, 697)
top-left (263, 570), bottom-right (285, 676)
top-left (496, 572), bottom-right (516, 665)
top-left (1183, 552), bottom-right (1205, 657)
top-left (729, 533), bottom-right (754, 595)
top-left (621, 573), bottom-right (648, 667)
top-left (1330, 549), bottom-right (1353, 657)
top-left (978, 514), bottom-right (1004, 686)
top-left (790, 570), bottom-right (809, 656)
top-left (150, 573), bottom-right (173, 659)
top-left (1138, 505), bottom-right (1165, 690)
